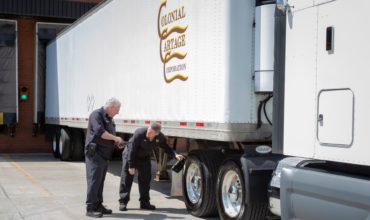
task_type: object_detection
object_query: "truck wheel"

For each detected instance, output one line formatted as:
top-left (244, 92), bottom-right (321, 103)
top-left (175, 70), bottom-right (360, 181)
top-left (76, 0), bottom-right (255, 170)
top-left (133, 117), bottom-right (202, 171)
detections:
top-left (71, 129), bottom-right (84, 161)
top-left (59, 128), bottom-right (72, 161)
top-left (182, 150), bottom-right (223, 217)
top-left (217, 161), bottom-right (245, 219)
top-left (217, 161), bottom-right (269, 220)
top-left (52, 131), bottom-right (60, 158)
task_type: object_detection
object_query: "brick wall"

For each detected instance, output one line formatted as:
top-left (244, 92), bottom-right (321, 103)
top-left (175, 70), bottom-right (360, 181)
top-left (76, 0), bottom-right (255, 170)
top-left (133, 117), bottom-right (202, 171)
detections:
top-left (0, 18), bottom-right (51, 153)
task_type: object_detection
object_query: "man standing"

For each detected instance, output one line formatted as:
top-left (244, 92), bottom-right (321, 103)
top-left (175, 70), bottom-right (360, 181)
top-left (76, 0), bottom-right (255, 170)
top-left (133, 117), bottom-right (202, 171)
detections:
top-left (85, 98), bottom-right (124, 218)
top-left (119, 123), bottom-right (184, 211)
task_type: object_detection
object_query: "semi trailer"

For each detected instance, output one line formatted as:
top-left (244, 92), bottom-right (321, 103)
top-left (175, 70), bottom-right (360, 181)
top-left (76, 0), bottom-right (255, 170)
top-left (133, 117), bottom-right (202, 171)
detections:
top-left (43, 0), bottom-right (370, 219)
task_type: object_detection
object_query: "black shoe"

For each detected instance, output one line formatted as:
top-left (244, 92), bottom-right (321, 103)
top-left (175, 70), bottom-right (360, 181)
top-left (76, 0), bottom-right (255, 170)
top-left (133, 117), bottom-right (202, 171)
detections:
top-left (86, 210), bottom-right (103, 218)
top-left (140, 202), bottom-right (156, 210)
top-left (99, 205), bottom-right (112, 215)
top-left (119, 203), bottom-right (127, 211)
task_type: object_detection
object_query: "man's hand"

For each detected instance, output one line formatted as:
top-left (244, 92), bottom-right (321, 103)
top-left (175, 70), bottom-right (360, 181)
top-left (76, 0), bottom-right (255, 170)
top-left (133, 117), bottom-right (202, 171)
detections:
top-left (115, 139), bottom-right (127, 149)
top-left (128, 168), bottom-right (136, 175)
top-left (175, 154), bottom-right (185, 161)
top-left (116, 142), bottom-right (127, 149)
top-left (114, 136), bottom-right (124, 146)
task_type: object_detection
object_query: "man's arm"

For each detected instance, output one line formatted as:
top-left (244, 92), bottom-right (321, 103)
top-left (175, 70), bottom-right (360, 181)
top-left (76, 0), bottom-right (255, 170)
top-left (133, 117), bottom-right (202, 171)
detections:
top-left (90, 112), bottom-right (122, 144)
top-left (101, 131), bottom-right (122, 144)
top-left (158, 134), bottom-right (184, 160)
top-left (127, 135), bottom-right (140, 169)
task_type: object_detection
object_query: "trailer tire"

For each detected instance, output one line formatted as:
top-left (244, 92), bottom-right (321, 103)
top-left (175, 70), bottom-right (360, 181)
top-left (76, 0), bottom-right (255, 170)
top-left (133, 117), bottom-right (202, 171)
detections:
top-left (182, 150), bottom-right (224, 217)
top-left (52, 130), bottom-right (60, 158)
top-left (217, 161), bottom-right (268, 220)
top-left (71, 129), bottom-right (84, 161)
top-left (59, 128), bottom-right (72, 161)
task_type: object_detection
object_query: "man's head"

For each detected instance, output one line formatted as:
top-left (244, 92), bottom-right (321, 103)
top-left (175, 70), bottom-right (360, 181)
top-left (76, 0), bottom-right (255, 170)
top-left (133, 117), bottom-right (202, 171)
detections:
top-left (146, 122), bottom-right (161, 141)
top-left (104, 97), bottom-right (121, 118)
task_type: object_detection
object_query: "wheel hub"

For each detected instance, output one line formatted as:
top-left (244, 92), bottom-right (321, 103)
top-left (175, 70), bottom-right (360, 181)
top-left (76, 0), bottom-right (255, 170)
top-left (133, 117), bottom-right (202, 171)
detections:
top-left (186, 163), bottom-right (202, 204)
top-left (59, 137), bottom-right (63, 155)
top-left (221, 170), bottom-right (242, 218)
top-left (191, 176), bottom-right (201, 191)
top-left (228, 185), bottom-right (239, 203)
top-left (52, 136), bottom-right (57, 152)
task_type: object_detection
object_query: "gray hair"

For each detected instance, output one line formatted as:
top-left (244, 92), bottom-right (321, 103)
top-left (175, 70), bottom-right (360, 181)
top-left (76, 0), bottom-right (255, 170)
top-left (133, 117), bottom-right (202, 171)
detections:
top-left (105, 97), bottom-right (121, 108)
top-left (150, 122), bottom-right (161, 133)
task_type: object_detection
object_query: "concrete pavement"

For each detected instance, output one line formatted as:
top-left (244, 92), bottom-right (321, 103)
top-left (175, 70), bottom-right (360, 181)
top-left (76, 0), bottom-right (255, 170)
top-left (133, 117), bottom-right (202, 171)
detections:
top-left (0, 154), bottom-right (218, 220)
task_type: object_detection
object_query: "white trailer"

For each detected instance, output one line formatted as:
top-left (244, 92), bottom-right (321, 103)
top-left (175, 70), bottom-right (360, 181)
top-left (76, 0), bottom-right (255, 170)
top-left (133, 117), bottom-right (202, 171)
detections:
top-left (45, 0), bottom-right (273, 141)
top-left (42, 0), bottom-right (370, 219)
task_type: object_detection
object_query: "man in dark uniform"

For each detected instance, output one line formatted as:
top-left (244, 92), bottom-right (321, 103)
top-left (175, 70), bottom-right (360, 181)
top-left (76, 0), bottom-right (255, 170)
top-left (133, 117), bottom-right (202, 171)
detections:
top-left (85, 98), bottom-right (125, 218)
top-left (118, 123), bottom-right (184, 211)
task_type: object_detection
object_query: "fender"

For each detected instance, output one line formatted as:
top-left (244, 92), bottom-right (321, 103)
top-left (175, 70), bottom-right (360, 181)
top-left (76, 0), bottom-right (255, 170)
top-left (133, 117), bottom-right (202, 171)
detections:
top-left (238, 155), bottom-right (282, 204)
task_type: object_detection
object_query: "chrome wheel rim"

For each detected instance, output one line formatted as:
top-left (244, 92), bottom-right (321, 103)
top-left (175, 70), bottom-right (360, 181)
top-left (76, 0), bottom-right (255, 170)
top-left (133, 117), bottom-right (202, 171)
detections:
top-left (59, 136), bottom-right (63, 155)
top-left (186, 162), bottom-right (202, 204)
top-left (221, 170), bottom-right (242, 218)
top-left (52, 135), bottom-right (57, 153)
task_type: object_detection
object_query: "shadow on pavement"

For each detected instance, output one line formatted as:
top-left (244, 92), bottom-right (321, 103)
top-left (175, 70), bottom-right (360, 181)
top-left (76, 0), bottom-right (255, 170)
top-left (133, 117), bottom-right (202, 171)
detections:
top-left (129, 207), bottom-right (188, 215)
top-left (109, 212), bottom-right (184, 219)
top-left (107, 160), bottom-right (174, 198)
top-left (108, 208), bottom-right (218, 220)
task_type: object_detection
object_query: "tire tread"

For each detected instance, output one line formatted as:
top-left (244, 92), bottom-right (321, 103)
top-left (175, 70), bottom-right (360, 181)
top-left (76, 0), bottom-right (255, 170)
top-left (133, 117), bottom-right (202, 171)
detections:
top-left (183, 150), bottom-right (224, 217)
top-left (217, 160), bottom-right (269, 220)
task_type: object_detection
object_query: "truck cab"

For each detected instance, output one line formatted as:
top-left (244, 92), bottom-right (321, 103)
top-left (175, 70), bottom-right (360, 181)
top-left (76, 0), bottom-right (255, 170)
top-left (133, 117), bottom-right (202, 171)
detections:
top-left (269, 1), bottom-right (370, 219)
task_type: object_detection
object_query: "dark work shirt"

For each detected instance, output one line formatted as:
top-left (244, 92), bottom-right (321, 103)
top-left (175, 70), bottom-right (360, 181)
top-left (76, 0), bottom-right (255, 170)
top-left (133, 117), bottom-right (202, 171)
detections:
top-left (122, 127), bottom-right (176, 168)
top-left (85, 107), bottom-right (116, 160)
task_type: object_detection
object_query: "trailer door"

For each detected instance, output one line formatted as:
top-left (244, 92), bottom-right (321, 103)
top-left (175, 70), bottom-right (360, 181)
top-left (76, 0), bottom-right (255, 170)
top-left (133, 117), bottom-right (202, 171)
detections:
top-left (0, 20), bottom-right (17, 130)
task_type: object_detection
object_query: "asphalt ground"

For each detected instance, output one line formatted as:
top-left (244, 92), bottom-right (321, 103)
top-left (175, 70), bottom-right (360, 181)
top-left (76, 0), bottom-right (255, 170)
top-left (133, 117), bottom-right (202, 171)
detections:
top-left (0, 154), bottom-right (218, 220)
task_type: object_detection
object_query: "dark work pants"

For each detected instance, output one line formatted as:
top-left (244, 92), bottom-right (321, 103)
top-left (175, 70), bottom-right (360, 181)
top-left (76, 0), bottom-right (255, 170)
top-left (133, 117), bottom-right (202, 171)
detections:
top-left (85, 153), bottom-right (108, 210)
top-left (119, 157), bottom-right (151, 204)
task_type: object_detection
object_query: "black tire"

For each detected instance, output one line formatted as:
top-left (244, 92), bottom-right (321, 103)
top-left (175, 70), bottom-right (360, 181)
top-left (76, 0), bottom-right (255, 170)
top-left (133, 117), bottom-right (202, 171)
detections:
top-left (52, 130), bottom-right (60, 158)
top-left (71, 129), bottom-right (85, 161)
top-left (59, 128), bottom-right (73, 161)
top-left (217, 160), bottom-right (269, 220)
top-left (182, 150), bottom-right (224, 217)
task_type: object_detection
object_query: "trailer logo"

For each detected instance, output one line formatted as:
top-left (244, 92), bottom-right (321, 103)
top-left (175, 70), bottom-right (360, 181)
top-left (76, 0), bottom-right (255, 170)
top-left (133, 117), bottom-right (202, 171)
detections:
top-left (158, 0), bottom-right (188, 83)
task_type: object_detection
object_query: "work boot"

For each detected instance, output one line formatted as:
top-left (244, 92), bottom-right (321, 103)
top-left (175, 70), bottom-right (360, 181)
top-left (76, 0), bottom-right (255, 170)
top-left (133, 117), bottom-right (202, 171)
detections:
top-left (86, 209), bottom-right (103, 218)
top-left (119, 203), bottom-right (128, 211)
top-left (140, 202), bottom-right (156, 210)
top-left (99, 205), bottom-right (112, 215)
